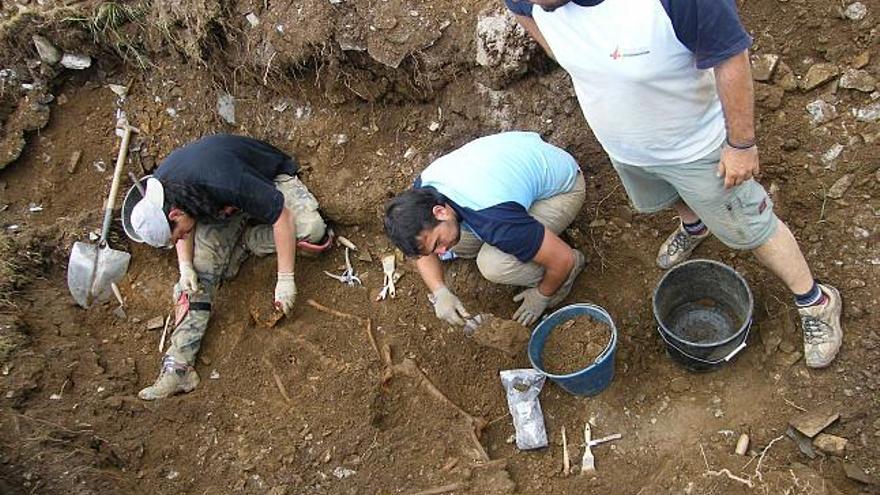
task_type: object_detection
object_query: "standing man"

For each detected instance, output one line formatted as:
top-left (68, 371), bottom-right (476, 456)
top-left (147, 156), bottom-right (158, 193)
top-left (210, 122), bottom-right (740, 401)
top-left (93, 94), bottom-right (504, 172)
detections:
top-left (504, 0), bottom-right (842, 367)
top-left (127, 134), bottom-right (328, 400)
top-left (384, 131), bottom-right (586, 327)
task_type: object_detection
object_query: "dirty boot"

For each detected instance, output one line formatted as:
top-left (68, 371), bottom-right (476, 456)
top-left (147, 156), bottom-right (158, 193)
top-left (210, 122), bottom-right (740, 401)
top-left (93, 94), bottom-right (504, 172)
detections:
top-left (138, 357), bottom-right (200, 400)
top-left (656, 222), bottom-right (709, 269)
top-left (798, 284), bottom-right (843, 368)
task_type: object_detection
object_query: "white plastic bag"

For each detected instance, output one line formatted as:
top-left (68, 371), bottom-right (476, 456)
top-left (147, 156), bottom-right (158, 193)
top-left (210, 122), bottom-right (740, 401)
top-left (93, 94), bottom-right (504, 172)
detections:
top-left (500, 369), bottom-right (548, 450)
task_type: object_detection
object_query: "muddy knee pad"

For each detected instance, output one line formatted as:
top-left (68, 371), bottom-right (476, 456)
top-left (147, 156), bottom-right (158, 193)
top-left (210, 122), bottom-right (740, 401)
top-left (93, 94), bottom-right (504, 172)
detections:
top-left (295, 209), bottom-right (326, 243)
top-left (275, 175), bottom-right (326, 243)
top-left (243, 224), bottom-right (276, 256)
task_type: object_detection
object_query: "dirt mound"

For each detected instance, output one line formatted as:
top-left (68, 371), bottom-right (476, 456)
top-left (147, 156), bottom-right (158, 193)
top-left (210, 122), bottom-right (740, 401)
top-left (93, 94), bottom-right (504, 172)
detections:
top-left (541, 315), bottom-right (610, 374)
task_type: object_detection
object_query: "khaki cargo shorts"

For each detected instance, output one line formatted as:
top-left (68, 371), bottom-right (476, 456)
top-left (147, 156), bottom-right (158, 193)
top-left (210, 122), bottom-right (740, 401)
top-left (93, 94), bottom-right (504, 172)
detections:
top-left (609, 146), bottom-right (778, 250)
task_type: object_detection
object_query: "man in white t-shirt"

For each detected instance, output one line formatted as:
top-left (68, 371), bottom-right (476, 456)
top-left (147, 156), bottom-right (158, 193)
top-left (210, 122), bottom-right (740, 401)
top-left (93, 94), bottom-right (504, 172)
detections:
top-left (505, 0), bottom-right (842, 368)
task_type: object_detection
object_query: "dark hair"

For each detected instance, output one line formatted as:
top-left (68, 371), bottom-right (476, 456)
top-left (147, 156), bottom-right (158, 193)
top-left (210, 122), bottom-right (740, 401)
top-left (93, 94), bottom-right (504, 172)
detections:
top-left (162, 181), bottom-right (227, 222)
top-left (384, 188), bottom-right (446, 256)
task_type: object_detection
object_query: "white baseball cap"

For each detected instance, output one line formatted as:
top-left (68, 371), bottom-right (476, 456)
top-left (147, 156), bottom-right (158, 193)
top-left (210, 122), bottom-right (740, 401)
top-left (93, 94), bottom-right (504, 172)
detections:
top-left (130, 177), bottom-right (172, 247)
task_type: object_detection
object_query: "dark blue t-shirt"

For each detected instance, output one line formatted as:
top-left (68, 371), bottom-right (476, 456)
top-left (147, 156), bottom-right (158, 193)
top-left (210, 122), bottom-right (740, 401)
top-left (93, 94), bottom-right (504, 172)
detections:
top-left (155, 134), bottom-right (298, 224)
top-left (505, 0), bottom-right (751, 69)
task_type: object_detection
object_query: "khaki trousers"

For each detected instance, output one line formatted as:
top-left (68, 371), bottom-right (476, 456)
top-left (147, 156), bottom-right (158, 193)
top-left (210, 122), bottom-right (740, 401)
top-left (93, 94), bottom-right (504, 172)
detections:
top-left (451, 172), bottom-right (585, 288)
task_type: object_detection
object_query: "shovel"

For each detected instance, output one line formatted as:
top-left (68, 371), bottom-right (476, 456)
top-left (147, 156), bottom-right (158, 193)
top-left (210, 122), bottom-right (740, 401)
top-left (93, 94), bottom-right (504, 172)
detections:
top-left (67, 125), bottom-right (135, 308)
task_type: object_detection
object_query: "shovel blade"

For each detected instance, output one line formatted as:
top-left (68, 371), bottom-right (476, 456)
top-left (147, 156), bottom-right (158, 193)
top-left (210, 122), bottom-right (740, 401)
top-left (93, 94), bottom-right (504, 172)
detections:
top-left (67, 242), bottom-right (131, 308)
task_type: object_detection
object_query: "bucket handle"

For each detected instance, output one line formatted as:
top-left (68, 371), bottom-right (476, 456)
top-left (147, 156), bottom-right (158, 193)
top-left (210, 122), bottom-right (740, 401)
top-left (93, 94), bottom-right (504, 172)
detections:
top-left (656, 320), bottom-right (752, 366)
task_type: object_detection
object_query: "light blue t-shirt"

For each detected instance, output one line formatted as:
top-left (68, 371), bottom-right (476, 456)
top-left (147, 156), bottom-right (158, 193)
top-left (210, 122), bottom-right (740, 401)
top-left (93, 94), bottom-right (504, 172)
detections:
top-left (415, 132), bottom-right (579, 261)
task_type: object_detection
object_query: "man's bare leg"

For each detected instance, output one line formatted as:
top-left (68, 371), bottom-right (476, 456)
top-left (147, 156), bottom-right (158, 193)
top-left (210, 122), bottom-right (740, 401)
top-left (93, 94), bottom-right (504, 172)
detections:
top-left (751, 221), bottom-right (813, 294)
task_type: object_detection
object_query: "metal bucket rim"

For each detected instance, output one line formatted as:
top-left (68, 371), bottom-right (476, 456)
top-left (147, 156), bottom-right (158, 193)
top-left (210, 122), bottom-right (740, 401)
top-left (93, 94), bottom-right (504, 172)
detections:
top-left (121, 175), bottom-right (152, 243)
top-left (528, 303), bottom-right (618, 379)
top-left (652, 259), bottom-right (754, 349)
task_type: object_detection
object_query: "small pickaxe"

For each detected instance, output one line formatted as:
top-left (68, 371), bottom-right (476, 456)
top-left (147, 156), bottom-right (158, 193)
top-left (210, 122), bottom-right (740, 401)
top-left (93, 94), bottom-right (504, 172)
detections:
top-left (581, 422), bottom-right (621, 474)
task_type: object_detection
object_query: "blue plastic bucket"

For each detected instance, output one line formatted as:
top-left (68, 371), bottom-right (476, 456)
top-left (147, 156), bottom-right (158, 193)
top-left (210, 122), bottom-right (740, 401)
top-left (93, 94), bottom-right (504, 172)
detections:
top-left (528, 304), bottom-right (618, 396)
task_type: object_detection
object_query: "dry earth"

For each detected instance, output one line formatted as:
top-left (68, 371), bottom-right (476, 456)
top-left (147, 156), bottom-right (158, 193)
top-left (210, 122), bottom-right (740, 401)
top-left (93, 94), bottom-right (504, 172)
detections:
top-left (0, 0), bottom-right (878, 494)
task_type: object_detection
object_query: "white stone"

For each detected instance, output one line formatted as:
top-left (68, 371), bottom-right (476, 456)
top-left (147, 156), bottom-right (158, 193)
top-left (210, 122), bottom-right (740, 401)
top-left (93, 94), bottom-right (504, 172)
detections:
top-left (217, 93), bottom-right (236, 124)
top-left (854, 102), bottom-right (880, 122)
top-left (32, 35), bottom-right (61, 65)
top-left (806, 99), bottom-right (837, 124)
top-left (844, 2), bottom-right (867, 20)
top-left (245, 12), bottom-right (260, 27)
top-left (332, 467), bottom-right (356, 479)
top-left (821, 143), bottom-right (844, 164)
top-left (475, 10), bottom-right (527, 69)
top-left (60, 53), bottom-right (92, 70)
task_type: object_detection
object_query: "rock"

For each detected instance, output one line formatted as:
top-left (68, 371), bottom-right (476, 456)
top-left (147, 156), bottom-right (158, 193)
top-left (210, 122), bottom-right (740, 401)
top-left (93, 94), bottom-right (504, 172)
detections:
top-left (735, 433), bottom-right (749, 455)
top-left (813, 433), bottom-right (847, 456)
top-left (751, 54), bottom-right (779, 82)
top-left (245, 12), bottom-right (260, 27)
top-left (145, 316), bottom-right (165, 330)
top-left (217, 93), bottom-right (236, 124)
top-left (209, 370), bottom-right (220, 380)
top-left (774, 61), bottom-right (798, 91)
top-left (67, 150), bottom-right (81, 174)
top-left (839, 69), bottom-right (876, 92)
top-left (332, 466), bottom-right (356, 479)
top-left (827, 174), bottom-right (854, 199)
top-left (854, 101), bottom-right (880, 122)
top-left (847, 279), bottom-right (866, 289)
top-left (779, 339), bottom-right (797, 354)
top-left (60, 53), bottom-right (92, 70)
top-left (844, 462), bottom-right (879, 485)
top-left (781, 138), bottom-right (800, 151)
top-left (843, 2), bottom-right (867, 20)
top-left (806, 99), bottom-right (837, 124)
top-left (789, 406), bottom-right (839, 438)
top-left (475, 9), bottom-right (528, 72)
top-left (761, 327), bottom-right (782, 354)
top-left (820, 144), bottom-right (844, 165)
top-left (670, 377), bottom-right (690, 393)
top-left (755, 83), bottom-right (785, 110)
top-left (32, 35), bottom-right (61, 65)
top-left (852, 50), bottom-right (871, 69)
top-left (801, 63), bottom-right (838, 91)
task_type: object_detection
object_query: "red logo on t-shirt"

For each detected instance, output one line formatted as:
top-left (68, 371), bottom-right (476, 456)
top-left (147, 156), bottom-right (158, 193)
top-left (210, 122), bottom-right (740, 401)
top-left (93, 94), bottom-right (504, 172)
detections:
top-left (610, 46), bottom-right (621, 60)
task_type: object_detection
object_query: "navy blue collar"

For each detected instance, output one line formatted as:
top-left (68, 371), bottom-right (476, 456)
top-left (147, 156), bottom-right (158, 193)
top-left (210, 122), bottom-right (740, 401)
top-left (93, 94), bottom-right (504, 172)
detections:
top-left (573, 0), bottom-right (604, 5)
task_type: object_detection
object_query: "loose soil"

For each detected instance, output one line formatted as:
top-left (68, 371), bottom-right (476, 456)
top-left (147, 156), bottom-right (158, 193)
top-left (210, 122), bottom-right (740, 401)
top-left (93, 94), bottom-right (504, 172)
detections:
top-left (0, 1), bottom-right (878, 494)
top-left (541, 316), bottom-right (611, 375)
top-left (471, 313), bottom-right (530, 358)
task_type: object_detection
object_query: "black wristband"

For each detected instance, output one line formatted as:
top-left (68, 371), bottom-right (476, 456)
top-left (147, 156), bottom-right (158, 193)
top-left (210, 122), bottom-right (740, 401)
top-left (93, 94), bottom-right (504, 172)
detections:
top-left (726, 137), bottom-right (757, 149)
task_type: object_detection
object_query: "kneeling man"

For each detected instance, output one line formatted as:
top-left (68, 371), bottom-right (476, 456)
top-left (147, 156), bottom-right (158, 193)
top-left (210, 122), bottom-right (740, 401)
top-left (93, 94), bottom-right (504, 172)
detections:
top-left (384, 131), bottom-right (586, 327)
top-left (129, 134), bottom-right (328, 400)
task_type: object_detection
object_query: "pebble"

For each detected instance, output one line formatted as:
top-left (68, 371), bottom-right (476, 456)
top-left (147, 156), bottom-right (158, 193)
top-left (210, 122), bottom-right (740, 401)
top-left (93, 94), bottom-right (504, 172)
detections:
top-left (332, 466), bottom-right (356, 479)
top-left (781, 138), bottom-right (800, 151)
top-left (217, 93), bottom-right (236, 125)
top-left (839, 69), bottom-right (876, 92)
top-left (806, 99), bottom-right (837, 124)
top-left (843, 2), bottom-right (867, 20)
top-left (670, 377), bottom-right (690, 393)
top-left (847, 279), bottom-right (866, 289)
top-left (852, 50), bottom-right (871, 69)
top-left (751, 54), bottom-right (779, 82)
top-left (801, 63), bottom-right (839, 91)
top-left (820, 144), bottom-right (844, 165)
top-left (32, 35), bottom-right (61, 65)
top-left (826, 174), bottom-right (854, 199)
top-left (60, 53), bottom-right (92, 70)
top-left (814, 433), bottom-right (847, 456)
top-left (209, 370), bottom-right (220, 379)
top-left (854, 101), bottom-right (880, 122)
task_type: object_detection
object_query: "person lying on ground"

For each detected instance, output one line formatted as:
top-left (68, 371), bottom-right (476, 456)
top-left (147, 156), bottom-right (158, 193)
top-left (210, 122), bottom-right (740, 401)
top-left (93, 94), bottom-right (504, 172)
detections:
top-left (505, 0), bottom-right (843, 368)
top-left (384, 131), bottom-right (587, 328)
top-left (127, 134), bottom-right (329, 400)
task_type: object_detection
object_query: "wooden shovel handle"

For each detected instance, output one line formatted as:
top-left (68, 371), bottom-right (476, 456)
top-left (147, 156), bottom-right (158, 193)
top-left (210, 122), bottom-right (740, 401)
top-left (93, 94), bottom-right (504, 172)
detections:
top-left (99, 126), bottom-right (134, 244)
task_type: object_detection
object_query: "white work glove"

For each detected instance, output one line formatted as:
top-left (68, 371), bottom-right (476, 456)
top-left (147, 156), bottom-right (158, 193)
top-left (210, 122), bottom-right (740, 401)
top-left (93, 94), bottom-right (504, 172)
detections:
top-left (173, 261), bottom-right (199, 301)
top-left (274, 272), bottom-right (297, 315)
top-left (512, 288), bottom-right (551, 327)
top-left (432, 286), bottom-right (470, 326)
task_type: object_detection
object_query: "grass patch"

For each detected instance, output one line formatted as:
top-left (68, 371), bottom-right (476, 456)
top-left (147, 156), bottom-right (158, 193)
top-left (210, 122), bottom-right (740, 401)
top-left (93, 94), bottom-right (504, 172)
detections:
top-left (64, 1), bottom-right (151, 69)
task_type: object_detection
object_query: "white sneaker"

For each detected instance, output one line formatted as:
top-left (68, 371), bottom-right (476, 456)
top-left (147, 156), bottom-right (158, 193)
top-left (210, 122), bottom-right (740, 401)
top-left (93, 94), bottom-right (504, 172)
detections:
top-left (656, 222), bottom-right (709, 269)
top-left (798, 284), bottom-right (843, 368)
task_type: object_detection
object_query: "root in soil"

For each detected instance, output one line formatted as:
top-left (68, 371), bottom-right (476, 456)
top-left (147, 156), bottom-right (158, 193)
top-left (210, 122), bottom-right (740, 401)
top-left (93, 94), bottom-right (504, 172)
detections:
top-left (541, 315), bottom-right (610, 375)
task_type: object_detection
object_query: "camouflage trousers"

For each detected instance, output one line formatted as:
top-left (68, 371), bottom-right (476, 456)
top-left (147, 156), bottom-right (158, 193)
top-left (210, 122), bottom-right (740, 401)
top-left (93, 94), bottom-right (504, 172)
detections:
top-left (164, 175), bottom-right (325, 366)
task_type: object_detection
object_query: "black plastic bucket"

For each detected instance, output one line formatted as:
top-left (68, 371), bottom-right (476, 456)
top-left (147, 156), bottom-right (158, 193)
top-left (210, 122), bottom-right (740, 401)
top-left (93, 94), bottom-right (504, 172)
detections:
top-left (652, 259), bottom-right (753, 372)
